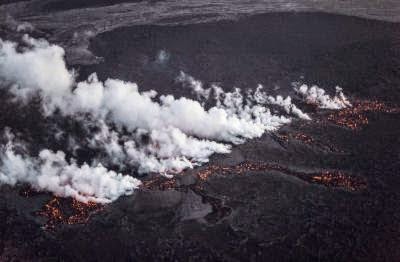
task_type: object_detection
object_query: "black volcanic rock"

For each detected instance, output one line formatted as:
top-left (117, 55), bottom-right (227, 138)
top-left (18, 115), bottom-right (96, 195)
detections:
top-left (0, 11), bottom-right (399, 262)
top-left (83, 13), bottom-right (400, 103)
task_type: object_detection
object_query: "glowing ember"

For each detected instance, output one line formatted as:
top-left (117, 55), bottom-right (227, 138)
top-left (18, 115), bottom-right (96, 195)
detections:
top-left (328, 100), bottom-right (400, 130)
top-left (38, 197), bottom-right (103, 229)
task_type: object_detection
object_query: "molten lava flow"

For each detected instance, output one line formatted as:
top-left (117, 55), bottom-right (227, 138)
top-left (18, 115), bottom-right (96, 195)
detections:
top-left (311, 171), bottom-right (366, 191)
top-left (38, 197), bottom-right (103, 229)
top-left (275, 131), bottom-right (343, 153)
top-left (197, 166), bottom-right (233, 181)
top-left (141, 176), bottom-right (177, 190)
top-left (39, 198), bottom-right (63, 227)
top-left (195, 162), bottom-right (366, 191)
top-left (67, 200), bottom-right (103, 224)
top-left (328, 100), bottom-right (400, 130)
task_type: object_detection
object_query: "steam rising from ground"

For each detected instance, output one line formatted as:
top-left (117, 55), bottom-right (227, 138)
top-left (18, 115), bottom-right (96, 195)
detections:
top-left (0, 35), bottom-right (74, 114)
top-left (0, 36), bottom-right (351, 202)
top-left (294, 84), bottom-right (351, 109)
top-left (0, 130), bottom-right (140, 203)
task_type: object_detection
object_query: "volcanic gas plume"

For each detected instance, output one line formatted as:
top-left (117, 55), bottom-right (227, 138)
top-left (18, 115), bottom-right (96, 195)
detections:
top-left (0, 34), bottom-right (352, 203)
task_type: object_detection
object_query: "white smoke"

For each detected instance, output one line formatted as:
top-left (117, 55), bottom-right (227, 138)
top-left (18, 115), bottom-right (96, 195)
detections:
top-left (16, 22), bottom-right (34, 33)
top-left (211, 86), bottom-right (292, 134)
top-left (125, 126), bottom-right (231, 174)
top-left (0, 131), bottom-right (140, 203)
top-left (0, 36), bottom-right (276, 142)
top-left (177, 72), bottom-right (311, 120)
top-left (250, 85), bottom-right (311, 120)
top-left (177, 71), bottom-right (350, 116)
top-left (176, 71), bottom-right (210, 100)
top-left (0, 35), bottom-right (352, 203)
top-left (3, 16), bottom-right (34, 33)
top-left (0, 35), bottom-right (74, 115)
top-left (294, 84), bottom-right (351, 109)
top-left (156, 50), bottom-right (170, 64)
top-left (87, 121), bottom-right (231, 175)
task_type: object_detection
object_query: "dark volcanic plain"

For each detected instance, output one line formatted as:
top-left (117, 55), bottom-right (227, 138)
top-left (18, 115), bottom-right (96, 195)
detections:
top-left (0, 3), bottom-right (400, 262)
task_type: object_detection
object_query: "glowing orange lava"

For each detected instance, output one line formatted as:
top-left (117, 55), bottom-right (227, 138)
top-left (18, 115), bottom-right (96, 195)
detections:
top-left (311, 171), bottom-right (367, 191)
top-left (328, 100), bottom-right (400, 130)
top-left (141, 177), bottom-right (177, 190)
top-left (195, 162), bottom-right (366, 191)
top-left (38, 197), bottom-right (103, 229)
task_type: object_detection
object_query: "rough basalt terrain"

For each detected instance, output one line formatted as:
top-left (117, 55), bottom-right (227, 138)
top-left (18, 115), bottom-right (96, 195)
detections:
top-left (0, 3), bottom-right (400, 262)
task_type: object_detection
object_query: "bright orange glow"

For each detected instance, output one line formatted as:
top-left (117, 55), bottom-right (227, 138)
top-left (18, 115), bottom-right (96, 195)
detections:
top-left (195, 162), bottom-right (366, 191)
top-left (141, 177), bottom-right (177, 190)
top-left (38, 197), bottom-right (103, 229)
top-left (328, 100), bottom-right (400, 130)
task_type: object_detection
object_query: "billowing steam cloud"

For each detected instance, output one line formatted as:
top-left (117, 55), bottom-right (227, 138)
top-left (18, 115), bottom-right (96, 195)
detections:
top-left (176, 71), bottom-right (311, 120)
top-left (294, 84), bottom-right (351, 109)
top-left (87, 120), bottom-right (231, 175)
top-left (0, 130), bottom-right (140, 203)
top-left (0, 35), bottom-right (351, 203)
top-left (70, 73), bottom-right (273, 142)
top-left (0, 35), bottom-right (74, 115)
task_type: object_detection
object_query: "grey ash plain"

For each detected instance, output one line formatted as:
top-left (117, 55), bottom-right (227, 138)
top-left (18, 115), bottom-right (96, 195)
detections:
top-left (1, 1), bottom-right (400, 261)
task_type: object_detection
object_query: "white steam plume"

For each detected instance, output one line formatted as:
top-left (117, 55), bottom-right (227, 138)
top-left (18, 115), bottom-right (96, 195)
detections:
top-left (0, 131), bottom-right (140, 203)
top-left (250, 85), bottom-right (311, 120)
top-left (88, 121), bottom-right (231, 175)
top-left (0, 36), bottom-right (352, 202)
top-left (0, 36), bottom-right (282, 142)
top-left (0, 35), bottom-right (74, 115)
top-left (16, 22), bottom-right (34, 33)
top-left (177, 73), bottom-right (311, 120)
top-left (176, 71), bottom-right (210, 100)
top-left (294, 84), bottom-right (351, 109)
top-left (0, 36), bottom-right (287, 200)
top-left (70, 74), bottom-right (271, 143)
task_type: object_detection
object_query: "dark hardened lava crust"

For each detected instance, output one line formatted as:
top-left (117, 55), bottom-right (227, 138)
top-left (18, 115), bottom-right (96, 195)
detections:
top-left (0, 12), bottom-right (400, 261)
